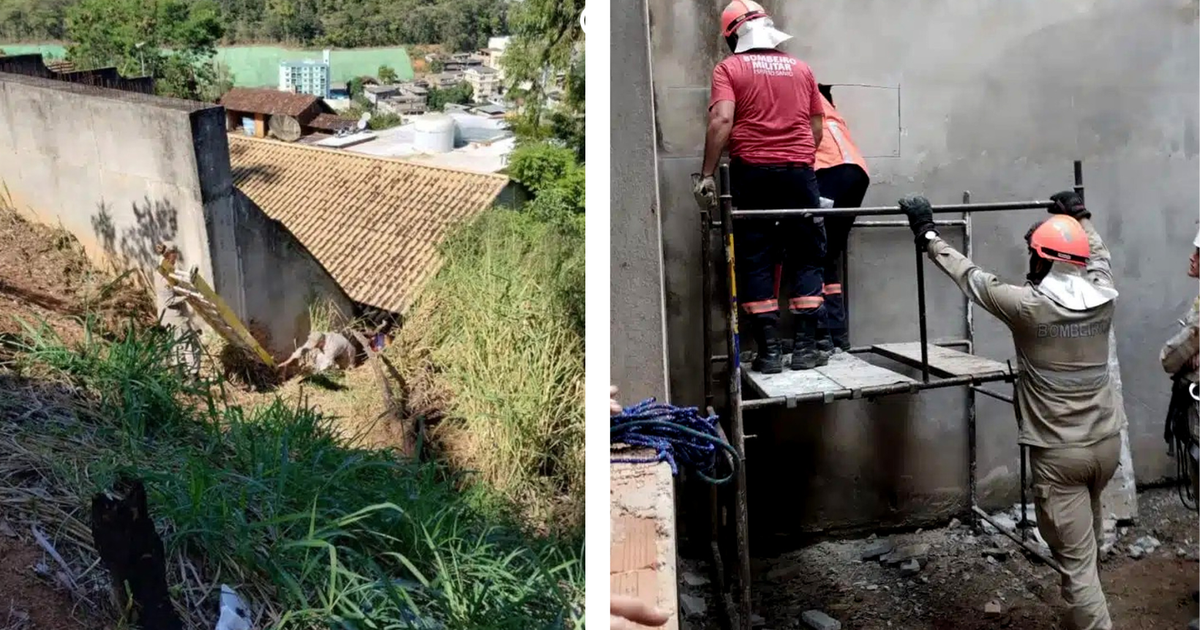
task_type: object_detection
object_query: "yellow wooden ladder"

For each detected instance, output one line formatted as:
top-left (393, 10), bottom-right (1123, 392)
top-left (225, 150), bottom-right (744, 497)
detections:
top-left (155, 261), bottom-right (276, 367)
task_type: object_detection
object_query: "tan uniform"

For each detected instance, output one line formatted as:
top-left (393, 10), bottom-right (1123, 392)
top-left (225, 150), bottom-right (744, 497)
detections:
top-left (926, 217), bottom-right (1122, 630)
top-left (153, 270), bottom-right (200, 376)
top-left (1160, 295), bottom-right (1199, 499)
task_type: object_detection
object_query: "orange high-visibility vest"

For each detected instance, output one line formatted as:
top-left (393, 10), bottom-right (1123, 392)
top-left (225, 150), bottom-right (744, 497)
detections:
top-left (814, 94), bottom-right (868, 175)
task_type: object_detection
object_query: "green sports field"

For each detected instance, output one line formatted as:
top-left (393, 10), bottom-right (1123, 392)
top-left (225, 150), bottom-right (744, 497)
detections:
top-left (0, 43), bottom-right (414, 86)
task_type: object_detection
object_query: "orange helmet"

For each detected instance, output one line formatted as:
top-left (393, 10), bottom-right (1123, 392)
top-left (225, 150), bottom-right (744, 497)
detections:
top-left (721, 0), bottom-right (768, 38)
top-left (1025, 215), bottom-right (1090, 266)
top-left (721, 0), bottom-right (791, 53)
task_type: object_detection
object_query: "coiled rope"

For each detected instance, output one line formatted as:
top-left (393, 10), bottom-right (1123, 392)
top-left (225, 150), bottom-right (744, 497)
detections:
top-left (610, 399), bottom-right (739, 484)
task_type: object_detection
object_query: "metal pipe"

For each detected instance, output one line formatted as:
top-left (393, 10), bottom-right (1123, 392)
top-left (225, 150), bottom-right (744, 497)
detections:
top-left (710, 338), bottom-right (971, 363)
top-left (963, 190), bottom-right (977, 524)
top-left (740, 370), bottom-right (1014, 411)
top-left (971, 505), bottom-right (1067, 576)
top-left (702, 211), bottom-right (714, 412)
top-left (971, 386), bottom-right (1014, 404)
top-left (718, 163), bottom-right (753, 630)
top-left (915, 242), bottom-right (930, 383)
top-left (732, 200), bottom-right (1054, 220)
top-left (854, 219), bottom-right (967, 228)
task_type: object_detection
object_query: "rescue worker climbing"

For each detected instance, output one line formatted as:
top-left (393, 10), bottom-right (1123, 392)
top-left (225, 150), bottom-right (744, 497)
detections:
top-left (1160, 226), bottom-right (1200, 510)
top-left (814, 86), bottom-right (870, 352)
top-left (902, 192), bottom-right (1123, 630)
top-left (693, 0), bottom-right (829, 373)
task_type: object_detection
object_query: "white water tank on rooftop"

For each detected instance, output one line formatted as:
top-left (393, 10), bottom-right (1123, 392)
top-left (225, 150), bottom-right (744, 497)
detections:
top-left (413, 114), bottom-right (456, 154)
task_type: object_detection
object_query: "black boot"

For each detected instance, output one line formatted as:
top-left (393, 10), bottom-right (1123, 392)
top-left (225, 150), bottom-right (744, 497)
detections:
top-left (830, 328), bottom-right (850, 353)
top-left (816, 328), bottom-right (835, 358)
top-left (791, 318), bottom-right (829, 371)
top-left (752, 322), bottom-right (783, 374)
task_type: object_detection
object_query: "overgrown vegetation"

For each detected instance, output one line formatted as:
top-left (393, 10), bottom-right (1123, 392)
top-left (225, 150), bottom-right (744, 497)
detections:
top-left (0, 0), bottom-right (508, 51)
top-left (63, 0), bottom-right (230, 100)
top-left (399, 208), bottom-right (584, 531)
top-left (1, 317), bottom-right (583, 628)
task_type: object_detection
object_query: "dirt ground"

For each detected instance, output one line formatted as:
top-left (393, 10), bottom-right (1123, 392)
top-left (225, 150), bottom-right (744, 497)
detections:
top-left (679, 488), bottom-right (1198, 630)
top-left (0, 523), bottom-right (105, 630)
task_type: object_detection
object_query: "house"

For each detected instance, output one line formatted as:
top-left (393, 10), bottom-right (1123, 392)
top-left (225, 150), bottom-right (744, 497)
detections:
top-left (329, 82), bottom-right (350, 99)
top-left (219, 88), bottom-right (353, 140)
top-left (483, 36), bottom-right (510, 80)
top-left (464, 66), bottom-right (500, 102)
top-left (380, 91), bottom-right (427, 115)
top-left (472, 103), bottom-right (507, 119)
top-left (227, 135), bottom-right (509, 315)
top-left (430, 72), bottom-right (465, 89)
top-left (364, 84), bottom-right (400, 104)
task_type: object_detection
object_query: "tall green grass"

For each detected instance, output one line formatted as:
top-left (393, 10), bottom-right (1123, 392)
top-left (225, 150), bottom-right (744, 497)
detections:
top-left (399, 209), bottom-right (584, 531)
top-left (8, 318), bottom-right (583, 629)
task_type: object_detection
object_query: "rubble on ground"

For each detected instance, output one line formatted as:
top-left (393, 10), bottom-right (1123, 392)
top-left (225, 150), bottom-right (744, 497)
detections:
top-left (800, 609), bottom-right (842, 630)
top-left (675, 489), bottom-right (1198, 630)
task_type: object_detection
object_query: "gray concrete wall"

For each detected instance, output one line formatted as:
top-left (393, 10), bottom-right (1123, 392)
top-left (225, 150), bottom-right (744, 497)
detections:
top-left (628, 0), bottom-right (1199, 535)
top-left (611, 0), bottom-right (671, 403)
top-left (0, 72), bottom-right (351, 357)
top-left (229, 188), bottom-right (355, 356)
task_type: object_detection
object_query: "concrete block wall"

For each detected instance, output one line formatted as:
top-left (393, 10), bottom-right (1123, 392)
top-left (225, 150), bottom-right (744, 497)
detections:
top-left (0, 72), bottom-right (352, 357)
top-left (615, 0), bottom-right (1199, 536)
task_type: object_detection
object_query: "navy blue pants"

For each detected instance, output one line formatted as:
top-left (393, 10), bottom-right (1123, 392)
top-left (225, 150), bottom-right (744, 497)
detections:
top-left (729, 161), bottom-right (824, 328)
top-left (815, 164), bottom-right (870, 342)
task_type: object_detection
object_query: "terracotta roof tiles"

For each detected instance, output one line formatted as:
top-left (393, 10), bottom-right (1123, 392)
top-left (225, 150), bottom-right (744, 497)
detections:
top-left (220, 87), bottom-right (324, 118)
top-left (228, 135), bottom-right (509, 313)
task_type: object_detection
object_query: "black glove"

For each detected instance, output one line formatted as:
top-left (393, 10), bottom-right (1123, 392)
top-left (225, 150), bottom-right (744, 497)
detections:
top-left (1049, 191), bottom-right (1091, 220)
top-left (899, 195), bottom-right (938, 245)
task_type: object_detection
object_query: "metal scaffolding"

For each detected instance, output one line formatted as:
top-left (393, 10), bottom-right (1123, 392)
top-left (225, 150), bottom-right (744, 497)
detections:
top-left (700, 160), bottom-right (1087, 630)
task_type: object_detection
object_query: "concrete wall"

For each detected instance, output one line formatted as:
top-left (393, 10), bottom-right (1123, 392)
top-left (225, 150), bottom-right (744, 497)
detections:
top-left (229, 188), bottom-right (355, 355)
top-left (619, 0), bottom-right (1199, 535)
top-left (0, 72), bottom-right (351, 358)
top-left (610, 0), bottom-right (671, 403)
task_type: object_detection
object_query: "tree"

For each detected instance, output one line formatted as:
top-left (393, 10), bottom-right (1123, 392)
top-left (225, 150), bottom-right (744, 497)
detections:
top-left (65, 0), bottom-right (225, 101)
top-left (507, 141), bottom-right (584, 216)
top-left (377, 64), bottom-right (398, 84)
top-left (430, 58), bottom-right (445, 74)
top-left (348, 76), bottom-right (364, 100)
top-left (426, 82), bottom-right (472, 111)
top-left (501, 0), bottom-right (584, 157)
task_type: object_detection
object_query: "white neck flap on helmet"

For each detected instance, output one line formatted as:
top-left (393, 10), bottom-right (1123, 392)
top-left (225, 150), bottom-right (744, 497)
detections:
top-left (731, 15), bottom-right (792, 53)
top-left (1036, 263), bottom-right (1118, 311)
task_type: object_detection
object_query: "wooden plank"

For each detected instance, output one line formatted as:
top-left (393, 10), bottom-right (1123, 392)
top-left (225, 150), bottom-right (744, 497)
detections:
top-left (871, 342), bottom-right (1011, 379)
top-left (743, 352), bottom-right (915, 399)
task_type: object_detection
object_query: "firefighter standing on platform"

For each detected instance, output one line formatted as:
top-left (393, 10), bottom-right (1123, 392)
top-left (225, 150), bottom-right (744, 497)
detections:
top-left (1160, 227), bottom-right (1200, 506)
top-left (814, 86), bottom-right (871, 352)
top-left (902, 192), bottom-right (1123, 630)
top-left (693, 0), bottom-right (830, 373)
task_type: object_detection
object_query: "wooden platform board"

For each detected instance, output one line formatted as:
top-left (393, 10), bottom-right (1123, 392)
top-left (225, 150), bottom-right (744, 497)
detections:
top-left (743, 351), bottom-right (917, 400)
top-left (871, 342), bottom-right (1012, 380)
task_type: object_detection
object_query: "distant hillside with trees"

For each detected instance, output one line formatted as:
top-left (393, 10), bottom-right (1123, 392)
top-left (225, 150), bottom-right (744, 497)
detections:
top-left (0, 0), bottom-right (507, 51)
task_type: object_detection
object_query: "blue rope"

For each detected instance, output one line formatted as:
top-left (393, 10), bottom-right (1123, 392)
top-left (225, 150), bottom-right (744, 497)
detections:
top-left (610, 399), bottom-right (739, 485)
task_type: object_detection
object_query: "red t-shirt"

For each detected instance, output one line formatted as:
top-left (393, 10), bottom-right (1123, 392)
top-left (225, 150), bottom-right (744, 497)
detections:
top-left (709, 51), bottom-right (824, 165)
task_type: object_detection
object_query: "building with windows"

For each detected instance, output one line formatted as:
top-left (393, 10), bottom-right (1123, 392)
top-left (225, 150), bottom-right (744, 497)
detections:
top-left (464, 66), bottom-right (500, 103)
top-left (279, 58), bottom-right (331, 99)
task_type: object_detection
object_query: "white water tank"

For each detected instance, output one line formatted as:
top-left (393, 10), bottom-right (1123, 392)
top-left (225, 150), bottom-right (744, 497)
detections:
top-left (413, 114), bottom-right (456, 154)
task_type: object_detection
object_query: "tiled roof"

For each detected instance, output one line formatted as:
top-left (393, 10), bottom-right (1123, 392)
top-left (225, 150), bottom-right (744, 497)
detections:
top-left (227, 135), bottom-right (509, 313)
top-left (308, 113), bottom-right (355, 132)
top-left (219, 87), bottom-right (323, 118)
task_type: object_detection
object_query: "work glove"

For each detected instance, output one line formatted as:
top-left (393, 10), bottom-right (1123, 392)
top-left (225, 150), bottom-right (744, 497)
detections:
top-left (899, 195), bottom-right (938, 245)
top-left (691, 173), bottom-right (717, 211)
top-left (1049, 191), bottom-right (1091, 220)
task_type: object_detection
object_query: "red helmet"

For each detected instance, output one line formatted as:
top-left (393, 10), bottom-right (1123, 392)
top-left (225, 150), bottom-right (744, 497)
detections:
top-left (1026, 215), bottom-right (1090, 266)
top-left (721, 0), bottom-right (768, 38)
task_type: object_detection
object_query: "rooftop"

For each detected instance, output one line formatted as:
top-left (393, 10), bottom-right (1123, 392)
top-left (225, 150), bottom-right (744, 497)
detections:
top-left (220, 87), bottom-right (323, 118)
top-left (339, 111), bottom-right (513, 173)
top-left (227, 135), bottom-right (509, 313)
